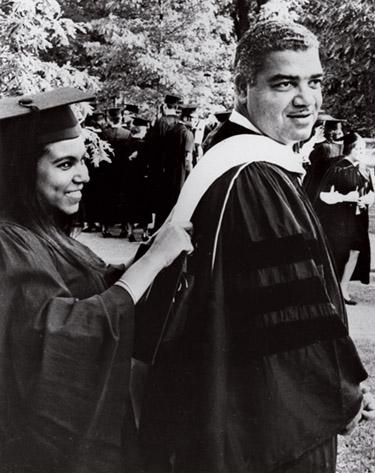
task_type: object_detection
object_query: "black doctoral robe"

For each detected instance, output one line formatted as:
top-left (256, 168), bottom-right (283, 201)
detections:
top-left (138, 122), bottom-right (367, 473)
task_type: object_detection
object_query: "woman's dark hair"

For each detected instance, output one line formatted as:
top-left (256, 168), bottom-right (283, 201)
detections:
top-left (343, 131), bottom-right (362, 156)
top-left (0, 113), bottom-right (101, 269)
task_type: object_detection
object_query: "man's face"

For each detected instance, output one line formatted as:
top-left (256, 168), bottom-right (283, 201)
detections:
top-left (240, 48), bottom-right (323, 145)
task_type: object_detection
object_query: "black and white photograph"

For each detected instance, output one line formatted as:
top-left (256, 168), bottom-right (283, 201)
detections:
top-left (0, 0), bottom-right (374, 472)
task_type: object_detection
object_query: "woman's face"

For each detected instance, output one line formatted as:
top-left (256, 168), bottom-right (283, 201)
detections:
top-left (36, 136), bottom-right (89, 215)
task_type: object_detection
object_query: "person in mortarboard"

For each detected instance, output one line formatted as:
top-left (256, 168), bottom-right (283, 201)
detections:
top-left (81, 110), bottom-right (108, 233)
top-left (124, 116), bottom-right (153, 242)
top-left (0, 87), bottom-right (193, 473)
top-left (145, 93), bottom-right (194, 230)
top-left (312, 131), bottom-right (375, 305)
top-left (124, 104), bottom-right (139, 130)
top-left (178, 104), bottom-right (197, 171)
top-left (101, 106), bottom-right (137, 238)
top-left (303, 113), bottom-right (346, 201)
top-left (202, 109), bottom-right (232, 153)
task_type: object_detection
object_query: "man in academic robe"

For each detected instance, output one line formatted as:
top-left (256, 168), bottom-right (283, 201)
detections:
top-left (138, 20), bottom-right (374, 473)
top-left (101, 107), bottom-right (135, 237)
top-left (146, 94), bottom-right (193, 229)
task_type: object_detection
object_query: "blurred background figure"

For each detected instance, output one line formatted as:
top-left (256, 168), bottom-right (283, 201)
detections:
top-left (127, 116), bottom-right (153, 242)
top-left (123, 104), bottom-right (139, 130)
top-left (202, 109), bottom-right (232, 153)
top-left (303, 113), bottom-right (346, 201)
top-left (178, 104), bottom-right (196, 173)
top-left (146, 94), bottom-right (194, 230)
top-left (81, 110), bottom-right (108, 233)
top-left (101, 106), bottom-right (134, 238)
top-left (314, 132), bottom-right (375, 304)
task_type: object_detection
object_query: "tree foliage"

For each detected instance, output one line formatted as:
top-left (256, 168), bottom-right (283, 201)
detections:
top-left (61, 0), bottom-right (236, 116)
top-left (305, 0), bottom-right (375, 135)
top-left (0, 0), bottom-right (111, 163)
top-left (1, 0), bottom-right (373, 134)
top-left (0, 0), bottom-right (98, 95)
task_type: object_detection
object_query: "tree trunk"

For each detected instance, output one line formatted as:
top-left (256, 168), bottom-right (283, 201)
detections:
top-left (232, 0), bottom-right (270, 39)
top-left (256, 0), bottom-right (269, 10)
top-left (232, 0), bottom-right (250, 39)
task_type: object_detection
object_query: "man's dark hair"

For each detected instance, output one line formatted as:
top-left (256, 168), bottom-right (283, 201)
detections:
top-left (234, 20), bottom-right (319, 86)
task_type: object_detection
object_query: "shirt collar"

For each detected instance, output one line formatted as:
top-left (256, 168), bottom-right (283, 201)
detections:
top-left (229, 110), bottom-right (304, 176)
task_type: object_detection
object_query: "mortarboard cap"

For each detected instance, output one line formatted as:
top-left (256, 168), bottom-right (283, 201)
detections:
top-left (316, 111), bottom-right (346, 124)
top-left (164, 94), bottom-right (182, 106)
top-left (214, 110), bottom-right (231, 122)
top-left (133, 117), bottom-right (149, 127)
top-left (124, 104), bottom-right (139, 115)
top-left (107, 107), bottom-right (122, 118)
top-left (0, 87), bottom-right (94, 144)
top-left (92, 110), bottom-right (105, 119)
top-left (180, 104), bottom-right (198, 118)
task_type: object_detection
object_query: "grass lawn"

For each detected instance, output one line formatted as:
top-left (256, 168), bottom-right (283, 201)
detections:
top-left (337, 338), bottom-right (375, 472)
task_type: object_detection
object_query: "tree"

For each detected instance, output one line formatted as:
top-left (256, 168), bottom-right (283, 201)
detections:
top-left (305, 0), bottom-right (375, 135)
top-left (0, 0), bottom-right (112, 163)
top-left (0, 0), bottom-right (98, 95)
top-left (61, 0), bottom-right (236, 116)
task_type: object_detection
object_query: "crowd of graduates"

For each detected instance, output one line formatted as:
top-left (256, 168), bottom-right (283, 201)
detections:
top-left (79, 94), bottom-right (227, 240)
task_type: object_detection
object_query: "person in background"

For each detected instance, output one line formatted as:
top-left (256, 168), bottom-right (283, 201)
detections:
top-left (202, 109), bottom-right (232, 153)
top-left (178, 104), bottom-right (196, 173)
top-left (146, 94), bottom-right (192, 230)
top-left (139, 21), bottom-right (374, 473)
top-left (127, 116), bottom-right (153, 242)
top-left (0, 87), bottom-right (193, 473)
top-left (101, 106), bottom-right (134, 238)
top-left (123, 104), bottom-right (139, 131)
top-left (81, 110), bottom-right (107, 233)
top-left (303, 115), bottom-right (345, 201)
top-left (314, 131), bottom-right (375, 304)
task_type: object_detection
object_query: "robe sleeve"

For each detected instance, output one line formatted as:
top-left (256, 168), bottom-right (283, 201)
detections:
top-left (0, 224), bottom-right (135, 464)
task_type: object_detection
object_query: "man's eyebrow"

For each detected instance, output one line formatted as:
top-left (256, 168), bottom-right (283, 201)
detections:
top-left (268, 73), bottom-right (324, 83)
top-left (268, 74), bottom-right (298, 83)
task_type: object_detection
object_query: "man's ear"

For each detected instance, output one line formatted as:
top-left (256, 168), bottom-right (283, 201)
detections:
top-left (234, 74), bottom-right (248, 104)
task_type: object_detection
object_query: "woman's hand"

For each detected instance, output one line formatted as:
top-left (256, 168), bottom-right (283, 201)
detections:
top-left (148, 221), bottom-right (194, 269)
top-left (116, 221), bottom-right (193, 303)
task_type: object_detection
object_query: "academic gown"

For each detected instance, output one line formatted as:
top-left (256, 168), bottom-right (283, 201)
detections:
top-left (313, 158), bottom-right (373, 283)
top-left (303, 141), bottom-right (343, 202)
top-left (0, 221), bottom-right (141, 473)
top-left (139, 123), bottom-right (367, 473)
top-left (147, 117), bottom-right (191, 227)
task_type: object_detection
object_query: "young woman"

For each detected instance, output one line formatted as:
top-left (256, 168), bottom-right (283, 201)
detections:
top-left (0, 88), bottom-right (193, 473)
top-left (315, 132), bottom-right (374, 304)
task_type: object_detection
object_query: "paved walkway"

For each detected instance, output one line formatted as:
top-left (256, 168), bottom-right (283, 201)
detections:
top-left (79, 230), bottom-right (139, 266)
